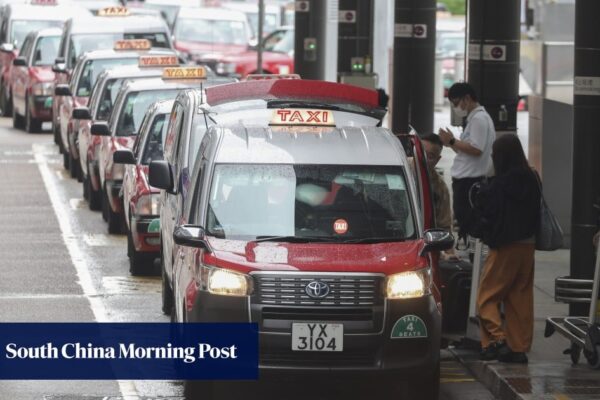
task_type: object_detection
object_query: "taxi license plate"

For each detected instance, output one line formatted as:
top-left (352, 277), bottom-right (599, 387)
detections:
top-left (291, 323), bottom-right (343, 352)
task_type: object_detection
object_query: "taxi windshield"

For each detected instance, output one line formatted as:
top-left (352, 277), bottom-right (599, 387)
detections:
top-left (32, 35), bottom-right (60, 66)
top-left (266, 29), bottom-right (294, 54)
top-left (96, 77), bottom-right (123, 120)
top-left (116, 89), bottom-right (179, 136)
top-left (76, 58), bottom-right (138, 97)
top-left (206, 164), bottom-right (416, 242)
top-left (175, 18), bottom-right (248, 45)
top-left (141, 113), bottom-right (168, 165)
top-left (11, 20), bottom-right (63, 48)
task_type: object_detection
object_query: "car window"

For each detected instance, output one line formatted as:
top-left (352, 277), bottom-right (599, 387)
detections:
top-left (269, 29), bottom-right (293, 53)
top-left (96, 78), bottom-right (124, 120)
top-left (18, 35), bottom-right (32, 60)
top-left (32, 35), bottom-right (60, 66)
top-left (141, 113), bottom-right (168, 165)
top-left (123, 32), bottom-right (169, 48)
top-left (187, 118), bottom-right (208, 172)
top-left (116, 89), bottom-right (180, 136)
top-left (76, 58), bottom-right (137, 97)
top-left (206, 164), bottom-right (416, 241)
top-left (10, 20), bottom-right (63, 48)
top-left (164, 102), bottom-right (183, 161)
top-left (68, 33), bottom-right (121, 67)
top-left (174, 18), bottom-right (248, 45)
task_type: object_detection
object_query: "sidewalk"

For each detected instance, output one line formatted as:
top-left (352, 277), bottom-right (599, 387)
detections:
top-left (450, 250), bottom-right (600, 400)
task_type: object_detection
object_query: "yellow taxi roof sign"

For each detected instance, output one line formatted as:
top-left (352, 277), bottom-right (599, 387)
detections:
top-left (246, 74), bottom-right (300, 81)
top-left (270, 108), bottom-right (335, 127)
top-left (114, 39), bottom-right (152, 51)
top-left (98, 6), bottom-right (130, 16)
top-left (162, 67), bottom-right (207, 80)
top-left (30, 0), bottom-right (57, 5)
top-left (139, 55), bottom-right (179, 67)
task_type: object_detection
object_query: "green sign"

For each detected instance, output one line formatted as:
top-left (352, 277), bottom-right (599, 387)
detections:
top-left (44, 97), bottom-right (53, 109)
top-left (148, 218), bottom-right (160, 233)
top-left (391, 315), bottom-right (428, 339)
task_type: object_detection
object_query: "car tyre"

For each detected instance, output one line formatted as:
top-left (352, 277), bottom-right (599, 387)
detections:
top-left (62, 149), bottom-right (69, 170)
top-left (53, 117), bottom-right (61, 146)
top-left (12, 107), bottom-right (24, 129)
top-left (87, 165), bottom-right (102, 211)
top-left (127, 223), bottom-right (155, 276)
top-left (25, 98), bottom-right (41, 133)
top-left (104, 189), bottom-right (123, 234)
top-left (69, 151), bottom-right (80, 179)
top-left (1, 83), bottom-right (12, 117)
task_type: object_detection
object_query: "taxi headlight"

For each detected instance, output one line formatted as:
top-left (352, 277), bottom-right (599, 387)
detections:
top-left (208, 268), bottom-right (252, 296)
top-left (386, 269), bottom-right (431, 299)
top-left (215, 62), bottom-right (236, 75)
top-left (32, 82), bottom-right (53, 96)
top-left (135, 193), bottom-right (160, 216)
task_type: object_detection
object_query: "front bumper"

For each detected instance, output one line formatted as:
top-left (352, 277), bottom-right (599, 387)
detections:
top-left (187, 289), bottom-right (440, 376)
top-left (31, 96), bottom-right (53, 121)
top-left (106, 180), bottom-right (123, 213)
top-left (131, 216), bottom-right (160, 253)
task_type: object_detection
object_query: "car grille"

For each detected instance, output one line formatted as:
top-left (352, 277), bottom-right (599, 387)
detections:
top-left (261, 347), bottom-right (376, 368)
top-left (252, 274), bottom-right (383, 307)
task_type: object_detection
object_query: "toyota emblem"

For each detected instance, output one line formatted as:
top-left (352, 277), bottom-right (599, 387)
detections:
top-left (305, 281), bottom-right (330, 299)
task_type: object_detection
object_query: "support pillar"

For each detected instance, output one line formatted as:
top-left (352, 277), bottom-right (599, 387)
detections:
top-left (570, 0), bottom-right (600, 316)
top-left (391, 0), bottom-right (436, 135)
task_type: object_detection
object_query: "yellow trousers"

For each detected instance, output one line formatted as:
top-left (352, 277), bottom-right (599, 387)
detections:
top-left (477, 242), bottom-right (535, 352)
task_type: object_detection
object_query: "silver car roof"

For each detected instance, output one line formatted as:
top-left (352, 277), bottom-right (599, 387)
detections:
top-left (213, 126), bottom-right (407, 166)
top-left (67, 14), bottom-right (169, 34)
top-left (120, 76), bottom-right (206, 93)
top-left (77, 48), bottom-right (176, 62)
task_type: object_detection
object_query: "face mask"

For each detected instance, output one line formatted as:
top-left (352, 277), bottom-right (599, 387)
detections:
top-left (453, 105), bottom-right (468, 118)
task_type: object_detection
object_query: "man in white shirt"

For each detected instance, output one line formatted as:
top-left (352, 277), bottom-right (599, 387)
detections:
top-left (439, 82), bottom-right (496, 241)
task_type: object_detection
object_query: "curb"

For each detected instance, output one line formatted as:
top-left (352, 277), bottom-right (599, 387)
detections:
top-left (449, 347), bottom-right (524, 400)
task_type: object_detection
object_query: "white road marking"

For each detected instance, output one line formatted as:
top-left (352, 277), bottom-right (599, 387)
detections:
top-left (33, 143), bottom-right (140, 400)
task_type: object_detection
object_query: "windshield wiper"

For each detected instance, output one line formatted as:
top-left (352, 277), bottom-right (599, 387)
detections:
top-left (253, 235), bottom-right (338, 243)
top-left (342, 237), bottom-right (408, 244)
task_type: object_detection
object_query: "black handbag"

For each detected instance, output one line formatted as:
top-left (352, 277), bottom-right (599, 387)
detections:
top-left (534, 172), bottom-right (564, 251)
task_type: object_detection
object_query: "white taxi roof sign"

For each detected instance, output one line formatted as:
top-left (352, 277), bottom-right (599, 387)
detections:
top-left (270, 108), bottom-right (335, 127)
top-left (246, 74), bottom-right (300, 81)
top-left (162, 67), bottom-right (207, 80)
top-left (114, 39), bottom-right (152, 51)
top-left (30, 0), bottom-right (57, 5)
top-left (139, 55), bottom-right (179, 67)
top-left (98, 6), bottom-right (130, 16)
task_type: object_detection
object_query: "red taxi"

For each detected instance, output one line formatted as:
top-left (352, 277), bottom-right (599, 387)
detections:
top-left (91, 66), bottom-right (210, 233)
top-left (54, 41), bottom-right (177, 178)
top-left (10, 28), bottom-right (60, 132)
top-left (0, 1), bottom-right (89, 116)
top-left (114, 99), bottom-right (173, 275)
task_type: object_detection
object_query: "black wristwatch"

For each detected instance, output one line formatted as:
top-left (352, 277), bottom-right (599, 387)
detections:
top-left (449, 138), bottom-right (456, 146)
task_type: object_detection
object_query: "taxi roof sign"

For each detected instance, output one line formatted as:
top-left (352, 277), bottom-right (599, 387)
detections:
top-left (162, 67), bottom-right (207, 80)
top-left (246, 74), bottom-right (300, 81)
top-left (139, 55), bottom-right (179, 68)
top-left (98, 6), bottom-right (130, 16)
top-left (30, 0), bottom-right (57, 5)
top-left (270, 108), bottom-right (335, 127)
top-left (114, 39), bottom-right (152, 51)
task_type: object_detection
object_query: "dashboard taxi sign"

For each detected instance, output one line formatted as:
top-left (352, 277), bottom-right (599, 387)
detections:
top-left (333, 219), bottom-right (348, 235)
top-left (162, 67), bottom-right (207, 80)
top-left (270, 109), bottom-right (335, 127)
top-left (114, 39), bottom-right (151, 51)
top-left (139, 55), bottom-right (179, 67)
top-left (98, 6), bottom-right (130, 16)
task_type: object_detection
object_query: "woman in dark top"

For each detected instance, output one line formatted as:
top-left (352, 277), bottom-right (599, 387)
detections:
top-left (475, 134), bottom-right (541, 363)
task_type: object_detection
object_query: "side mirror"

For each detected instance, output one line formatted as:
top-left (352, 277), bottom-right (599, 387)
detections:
top-left (12, 57), bottom-right (26, 67)
top-left (420, 229), bottom-right (455, 256)
top-left (173, 225), bottom-right (211, 250)
top-left (52, 63), bottom-right (67, 74)
top-left (0, 43), bottom-right (14, 53)
top-left (54, 84), bottom-right (71, 96)
top-left (113, 149), bottom-right (136, 165)
top-left (149, 159), bottom-right (174, 192)
top-left (90, 122), bottom-right (110, 136)
top-left (72, 107), bottom-right (91, 120)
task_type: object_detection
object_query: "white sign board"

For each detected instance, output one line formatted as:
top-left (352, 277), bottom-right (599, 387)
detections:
top-left (394, 23), bottom-right (413, 38)
top-left (575, 76), bottom-right (600, 96)
top-left (468, 44), bottom-right (506, 61)
top-left (339, 10), bottom-right (356, 23)
top-left (295, 0), bottom-right (309, 12)
top-left (413, 24), bottom-right (427, 39)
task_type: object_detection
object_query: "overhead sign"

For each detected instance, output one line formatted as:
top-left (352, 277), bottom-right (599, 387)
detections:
top-left (270, 109), bottom-right (335, 127)
top-left (139, 55), bottom-right (179, 67)
top-left (114, 39), bottom-right (151, 51)
top-left (295, 1), bottom-right (309, 12)
top-left (162, 67), bottom-right (207, 80)
top-left (339, 10), bottom-right (356, 23)
top-left (469, 44), bottom-right (507, 61)
top-left (575, 76), bottom-right (600, 96)
top-left (98, 6), bottom-right (130, 16)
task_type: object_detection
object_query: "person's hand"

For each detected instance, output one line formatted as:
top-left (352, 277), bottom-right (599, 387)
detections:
top-left (442, 249), bottom-right (461, 262)
top-left (438, 127), bottom-right (454, 146)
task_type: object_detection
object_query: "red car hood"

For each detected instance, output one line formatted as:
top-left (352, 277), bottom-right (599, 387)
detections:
top-left (205, 238), bottom-right (427, 275)
top-left (175, 40), bottom-right (247, 58)
top-left (30, 66), bottom-right (54, 82)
